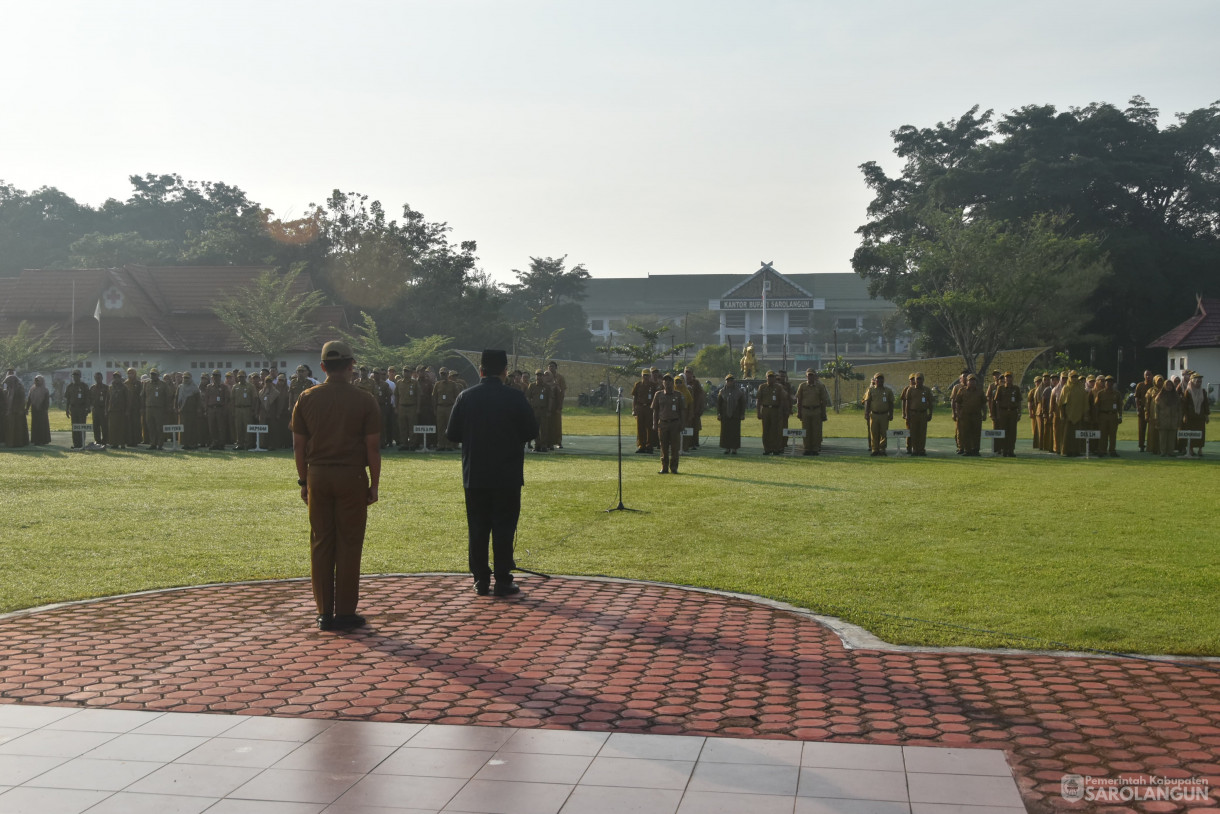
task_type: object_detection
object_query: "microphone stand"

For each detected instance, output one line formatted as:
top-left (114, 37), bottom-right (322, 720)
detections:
top-left (607, 387), bottom-right (640, 512)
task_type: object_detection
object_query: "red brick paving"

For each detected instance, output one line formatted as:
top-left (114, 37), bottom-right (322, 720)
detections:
top-left (1, 575), bottom-right (1218, 813)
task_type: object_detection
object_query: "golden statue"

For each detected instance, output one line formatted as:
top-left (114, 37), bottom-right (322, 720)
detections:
top-left (740, 342), bottom-right (757, 379)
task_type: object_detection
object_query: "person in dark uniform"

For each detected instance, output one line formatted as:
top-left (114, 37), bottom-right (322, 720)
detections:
top-left (89, 372), bottom-right (108, 445)
top-left (143, 369), bottom-right (172, 449)
top-left (953, 374), bottom-right (987, 456)
top-left (5, 373), bottom-right (29, 447)
top-left (993, 372), bottom-right (1022, 457)
top-left (630, 369), bottom-right (653, 453)
top-left (124, 368), bottom-right (143, 447)
top-left (64, 370), bottom-right (91, 448)
top-left (717, 373), bottom-right (746, 455)
top-left (651, 373), bottom-right (686, 474)
top-left (445, 349), bottom-right (538, 597)
top-left (526, 370), bottom-right (554, 452)
top-left (27, 375), bottom-right (51, 445)
top-left (756, 371), bottom-right (786, 455)
top-left (292, 340), bottom-right (381, 631)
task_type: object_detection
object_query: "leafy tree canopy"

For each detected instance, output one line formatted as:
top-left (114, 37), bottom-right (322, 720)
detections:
top-left (211, 267), bottom-right (325, 365)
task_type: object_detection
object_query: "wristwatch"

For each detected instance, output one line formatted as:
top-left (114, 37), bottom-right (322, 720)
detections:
top-left (297, 478), bottom-right (307, 487)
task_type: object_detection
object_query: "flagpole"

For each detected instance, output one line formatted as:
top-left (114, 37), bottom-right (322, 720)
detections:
top-left (71, 279), bottom-right (76, 361)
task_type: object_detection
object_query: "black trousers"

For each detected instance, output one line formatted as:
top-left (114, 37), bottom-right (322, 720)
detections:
top-left (465, 487), bottom-right (521, 583)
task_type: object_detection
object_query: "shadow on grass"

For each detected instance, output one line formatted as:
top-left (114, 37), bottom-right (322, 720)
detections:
top-left (676, 471), bottom-right (841, 491)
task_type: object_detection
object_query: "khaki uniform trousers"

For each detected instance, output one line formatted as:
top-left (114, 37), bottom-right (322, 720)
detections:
top-left (634, 405), bottom-right (652, 450)
top-left (868, 413), bottom-right (890, 452)
top-left (307, 465), bottom-right (369, 616)
top-left (657, 419), bottom-right (682, 471)
top-left (759, 406), bottom-right (784, 453)
top-left (907, 411), bottom-right (929, 454)
top-left (800, 414), bottom-right (823, 453)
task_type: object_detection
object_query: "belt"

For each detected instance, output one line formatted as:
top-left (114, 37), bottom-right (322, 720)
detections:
top-left (659, 418), bottom-right (681, 423)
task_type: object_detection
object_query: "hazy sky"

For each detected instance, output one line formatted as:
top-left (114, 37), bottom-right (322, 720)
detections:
top-left (3, 0), bottom-right (1217, 284)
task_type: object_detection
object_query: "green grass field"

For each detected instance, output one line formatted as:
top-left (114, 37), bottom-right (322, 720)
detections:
top-left (2, 431), bottom-right (1215, 658)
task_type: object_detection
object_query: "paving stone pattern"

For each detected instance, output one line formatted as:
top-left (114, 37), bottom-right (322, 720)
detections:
top-left (1, 575), bottom-right (1218, 813)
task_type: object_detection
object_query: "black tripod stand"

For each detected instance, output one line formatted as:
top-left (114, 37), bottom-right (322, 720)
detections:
top-left (607, 387), bottom-right (641, 513)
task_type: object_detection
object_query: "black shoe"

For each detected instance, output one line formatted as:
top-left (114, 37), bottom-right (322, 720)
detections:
top-left (332, 614), bottom-right (366, 629)
top-left (658, 469), bottom-right (669, 474)
top-left (474, 579), bottom-right (490, 596)
top-left (316, 614), bottom-right (335, 631)
top-left (493, 583), bottom-right (521, 597)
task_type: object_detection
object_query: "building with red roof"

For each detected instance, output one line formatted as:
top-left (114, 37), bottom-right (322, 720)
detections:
top-left (1148, 294), bottom-right (1220, 397)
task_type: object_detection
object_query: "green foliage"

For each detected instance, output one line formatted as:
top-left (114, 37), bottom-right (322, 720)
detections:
top-left (501, 256), bottom-right (595, 360)
top-left (0, 321), bottom-right (81, 371)
top-left (690, 344), bottom-right (735, 378)
top-left (340, 311), bottom-right (453, 370)
top-left (601, 324), bottom-right (694, 377)
top-left (211, 267), bottom-right (325, 364)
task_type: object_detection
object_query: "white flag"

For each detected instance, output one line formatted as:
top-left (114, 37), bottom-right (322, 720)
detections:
top-left (93, 299), bottom-right (102, 322)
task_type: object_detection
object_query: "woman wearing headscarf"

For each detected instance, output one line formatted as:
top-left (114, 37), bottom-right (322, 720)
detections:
top-left (5, 374), bottom-right (30, 447)
top-left (27, 375), bottom-right (51, 445)
top-left (1146, 375), bottom-right (1164, 455)
top-left (1155, 378), bottom-right (1184, 458)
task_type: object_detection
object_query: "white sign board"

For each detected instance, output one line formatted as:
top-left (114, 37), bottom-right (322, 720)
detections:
top-left (1178, 430), bottom-right (1204, 439)
top-left (163, 424), bottom-right (185, 433)
top-left (887, 429), bottom-right (910, 438)
top-left (783, 428), bottom-right (806, 438)
top-left (681, 428), bottom-right (694, 436)
top-left (414, 425), bottom-right (438, 434)
top-left (71, 423), bottom-right (92, 432)
top-left (246, 424), bottom-right (269, 433)
top-left (982, 429), bottom-right (1006, 438)
top-left (1074, 430), bottom-right (1101, 439)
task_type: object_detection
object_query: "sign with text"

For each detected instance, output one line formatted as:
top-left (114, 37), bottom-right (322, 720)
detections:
top-left (246, 424), bottom-right (269, 434)
top-left (1074, 430), bottom-right (1101, 439)
top-left (71, 423), bottom-right (92, 433)
top-left (887, 429), bottom-right (910, 438)
top-left (783, 428), bottom-right (806, 438)
top-left (982, 429), bottom-right (1006, 438)
top-left (682, 428), bottom-right (694, 436)
top-left (718, 297), bottom-right (813, 310)
top-left (1178, 430), bottom-right (1204, 439)
top-left (163, 424), bottom-right (184, 433)
top-left (413, 425), bottom-right (437, 435)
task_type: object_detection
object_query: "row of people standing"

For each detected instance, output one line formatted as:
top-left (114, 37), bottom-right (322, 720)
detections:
top-left (1132, 369), bottom-right (1210, 457)
top-left (1, 369), bottom-right (50, 447)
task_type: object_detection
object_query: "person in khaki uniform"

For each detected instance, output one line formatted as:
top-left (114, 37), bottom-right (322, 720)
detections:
top-left (230, 371), bottom-right (255, 450)
top-left (1134, 370), bottom-right (1154, 452)
top-left (904, 372), bottom-right (934, 456)
top-left (1182, 373), bottom-right (1210, 457)
top-left (64, 370), bottom-right (91, 448)
top-left (526, 370), bottom-right (554, 452)
top-left (651, 373), bottom-right (685, 474)
top-left (124, 368), bottom-right (143, 448)
top-left (546, 361), bottom-right (567, 449)
top-left (1058, 371), bottom-right (1089, 456)
top-left (863, 374), bottom-right (894, 456)
top-left (89, 372), bottom-right (109, 445)
top-left (716, 373), bottom-right (746, 454)
top-left (177, 372), bottom-right (203, 449)
top-left (106, 371), bottom-right (128, 448)
top-left (952, 374), bottom-right (987, 456)
top-left (395, 368), bottom-right (421, 450)
top-left (434, 370), bottom-right (463, 451)
top-left (993, 372), bottom-right (1022, 457)
top-left (755, 371), bottom-right (787, 455)
top-left (795, 368), bottom-right (829, 455)
top-left (142, 369), bottom-right (173, 450)
top-left (292, 340), bottom-right (381, 632)
top-left (683, 368), bottom-right (705, 449)
top-left (630, 370), bottom-right (654, 453)
top-left (1154, 379), bottom-right (1183, 457)
top-left (1029, 376), bottom-right (1043, 450)
top-left (948, 370), bottom-right (969, 453)
top-left (674, 374), bottom-right (695, 451)
top-left (203, 371), bottom-right (230, 450)
top-left (1093, 374), bottom-right (1124, 457)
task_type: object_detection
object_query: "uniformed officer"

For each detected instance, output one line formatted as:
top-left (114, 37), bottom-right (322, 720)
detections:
top-left (863, 373), bottom-right (894, 456)
top-left (395, 367), bottom-right (421, 450)
top-left (176, 372), bottom-right (203, 449)
top-left (434, 369), bottom-right (463, 451)
top-left (755, 371), bottom-right (787, 455)
top-left (1093, 374), bottom-right (1124, 457)
top-left (546, 361), bottom-right (567, 449)
top-left (64, 370), bottom-right (91, 448)
top-left (651, 373), bottom-right (685, 473)
top-left (1058, 371), bottom-right (1089, 457)
top-left (124, 368), bottom-right (144, 447)
top-left (230, 371), bottom-right (255, 450)
top-left (106, 371), bottom-right (128, 448)
top-left (683, 367), bottom-right (705, 449)
top-left (526, 369), bottom-right (554, 452)
top-left (1134, 370), bottom-right (1154, 452)
top-left (904, 372), bottom-right (934, 456)
top-left (1029, 376), bottom-right (1043, 450)
top-left (949, 370), bottom-right (969, 453)
top-left (630, 369), bottom-right (654, 453)
top-left (717, 373), bottom-right (746, 454)
top-left (142, 369), bottom-right (173, 449)
top-left (953, 374), bottom-right (987, 456)
top-left (89, 372), bottom-right (108, 445)
top-left (993, 372), bottom-right (1021, 457)
top-left (204, 371), bottom-right (230, 450)
top-left (1182, 373), bottom-right (1210, 457)
top-left (795, 368), bottom-right (830, 455)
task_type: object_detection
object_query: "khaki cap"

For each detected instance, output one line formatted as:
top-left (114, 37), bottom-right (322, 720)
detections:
top-left (321, 340), bottom-right (354, 362)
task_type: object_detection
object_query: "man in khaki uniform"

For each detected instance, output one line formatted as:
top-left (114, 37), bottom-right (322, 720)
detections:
top-left (64, 370), bottom-right (91, 448)
top-left (292, 340), bottom-right (381, 632)
top-left (953, 374), bottom-right (987, 456)
top-left (904, 372), bottom-right (934, 456)
top-left (1029, 376), bottom-right (1043, 450)
top-left (89, 371), bottom-right (108, 445)
top-left (434, 369), bottom-right (463, 451)
top-left (794, 368), bottom-right (829, 455)
top-left (1093, 374), bottom-right (1124, 457)
top-left (124, 368), bottom-right (144, 448)
top-left (630, 369), bottom-right (653, 453)
top-left (863, 374), bottom-right (894, 456)
top-left (1058, 371), bottom-right (1089, 457)
top-left (949, 370), bottom-right (969, 453)
top-left (1134, 369), bottom-right (1154, 452)
top-left (651, 373), bottom-right (685, 473)
top-left (993, 372), bottom-right (1022, 457)
top-left (395, 368), bottom-right (421, 450)
top-left (546, 361), bottom-right (567, 449)
top-left (526, 370), bottom-right (554, 452)
top-left (143, 369), bottom-right (173, 450)
top-left (107, 371), bottom-right (128, 448)
top-left (755, 371), bottom-right (787, 455)
top-left (231, 371), bottom-right (255, 450)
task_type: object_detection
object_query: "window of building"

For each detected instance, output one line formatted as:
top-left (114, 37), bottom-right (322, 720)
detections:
top-left (836, 317), bottom-right (859, 330)
top-left (725, 313), bottom-right (745, 329)
top-left (1180, 357), bottom-right (1187, 370)
top-left (788, 311), bottom-right (809, 329)
top-left (589, 319), bottom-right (604, 331)
top-left (1170, 358), bottom-right (1176, 370)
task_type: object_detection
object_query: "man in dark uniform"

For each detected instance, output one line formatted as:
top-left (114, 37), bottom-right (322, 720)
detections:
top-left (124, 368), bottom-right (143, 448)
top-left (993, 372), bottom-right (1022, 457)
top-left (525, 369), bottom-right (554, 452)
top-left (953, 374), bottom-right (987, 456)
top-left (107, 371), bottom-right (127, 448)
top-left (64, 370), bottom-right (91, 448)
top-left (434, 369), bottom-right (463, 451)
top-left (292, 340), bottom-right (381, 631)
top-left (89, 372), bottom-right (108, 445)
top-left (717, 373), bottom-right (746, 455)
top-left (204, 371), bottom-right (230, 450)
top-left (651, 373), bottom-right (685, 474)
top-left (445, 349), bottom-right (537, 597)
top-left (231, 371), bottom-right (255, 450)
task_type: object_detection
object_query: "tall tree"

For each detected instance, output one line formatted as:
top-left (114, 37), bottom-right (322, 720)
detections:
top-left (339, 311), bottom-right (452, 370)
top-left (855, 98), bottom-right (1220, 370)
top-left (211, 267), bottom-right (325, 365)
top-left (501, 256), bottom-right (595, 360)
top-left (0, 183), bottom-right (95, 275)
top-left (0, 321), bottom-right (81, 372)
top-left (601, 324), bottom-right (694, 377)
